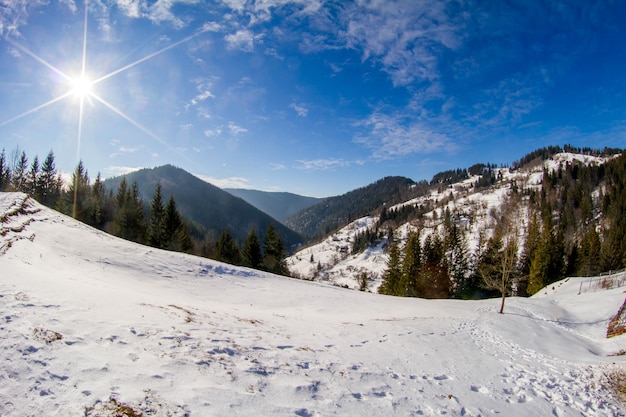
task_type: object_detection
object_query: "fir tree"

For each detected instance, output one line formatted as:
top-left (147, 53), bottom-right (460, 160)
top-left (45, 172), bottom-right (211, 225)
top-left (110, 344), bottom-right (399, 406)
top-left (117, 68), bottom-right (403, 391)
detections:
top-left (66, 160), bottom-right (90, 221)
top-left (27, 155), bottom-right (40, 200)
top-left (216, 228), bottom-right (241, 265)
top-left (163, 196), bottom-right (182, 249)
top-left (379, 241), bottom-right (402, 296)
top-left (11, 150), bottom-right (28, 192)
top-left (38, 151), bottom-right (61, 207)
top-left (402, 230), bottom-right (421, 297)
top-left (242, 227), bottom-right (263, 269)
top-left (0, 149), bottom-right (11, 191)
top-left (263, 224), bottom-right (287, 275)
top-left (147, 183), bottom-right (166, 248)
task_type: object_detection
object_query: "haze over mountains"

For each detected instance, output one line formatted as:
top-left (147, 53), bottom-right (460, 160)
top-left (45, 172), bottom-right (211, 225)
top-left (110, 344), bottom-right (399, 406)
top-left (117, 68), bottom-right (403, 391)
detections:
top-left (223, 188), bottom-right (322, 223)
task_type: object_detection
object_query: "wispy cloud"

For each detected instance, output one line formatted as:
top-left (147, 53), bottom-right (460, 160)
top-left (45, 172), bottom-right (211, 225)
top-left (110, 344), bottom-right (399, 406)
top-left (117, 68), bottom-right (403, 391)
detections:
top-left (0, 0), bottom-right (48, 37)
top-left (102, 165), bottom-right (143, 178)
top-left (296, 158), bottom-right (357, 171)
top-left (197, 174), bottom-right (250, 189)
top-left (203, 128), bottom-right (222, 137)
top-left (290, 102), bottom-right (308, 117)
top-left (337, 2), bottom-right (465, 86)
top-left (353, 112), bottom-right (455, 159)
top-left (228, 122), bottom-right (247, 135)
top-left (225, 29), bottom-right (260, 52)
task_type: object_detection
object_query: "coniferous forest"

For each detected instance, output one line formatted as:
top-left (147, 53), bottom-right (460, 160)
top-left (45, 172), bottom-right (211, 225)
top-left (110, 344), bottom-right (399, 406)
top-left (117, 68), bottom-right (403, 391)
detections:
top-left (377, 146), bottom-right (626, 304)
top-left (0, 147), bottom-right (288, 276)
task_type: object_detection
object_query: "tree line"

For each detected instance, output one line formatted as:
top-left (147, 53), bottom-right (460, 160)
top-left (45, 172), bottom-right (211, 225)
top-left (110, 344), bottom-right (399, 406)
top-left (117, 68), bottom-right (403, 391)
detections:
top-left (0, 147), bottom-right (288, 276)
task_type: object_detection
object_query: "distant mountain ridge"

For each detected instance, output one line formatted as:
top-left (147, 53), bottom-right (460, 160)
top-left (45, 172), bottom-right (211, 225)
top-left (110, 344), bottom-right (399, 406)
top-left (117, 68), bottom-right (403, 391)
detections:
top-left (104, 165), bottom-right (302, 248)
top-left (224, 188), bottom-right (322, 222)
top-left (284, 176), bottom-right (428, 240)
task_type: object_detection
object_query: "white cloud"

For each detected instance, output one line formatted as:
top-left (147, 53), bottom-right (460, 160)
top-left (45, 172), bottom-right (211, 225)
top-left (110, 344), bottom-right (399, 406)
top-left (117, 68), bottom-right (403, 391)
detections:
top-left (270, 163), bottom-right (286, 171)
top-left (228, 122), bottom-right (247, 135)
top-left (296, 158), bottom-right (353, 171)
top-left (197, 174), bottom-right (250, 189)
top-left (290, 102), bottom-right (308, 117)
top-left (102, 165), bottom-right (143, 178)
top-left (353, 112), bottom-right (455, 159)
top-left (114, 0), bottom-right (141, 19)
top-left (203, 128), bottom-right (222, 137)
top-left (225, 29), bottom-right (259, 52)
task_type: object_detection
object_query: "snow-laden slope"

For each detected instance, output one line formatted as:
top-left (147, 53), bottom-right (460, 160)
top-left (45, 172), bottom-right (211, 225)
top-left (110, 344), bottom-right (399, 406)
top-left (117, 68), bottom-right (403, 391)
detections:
top-left (0, 192), bottom-right (624, 416)
top-left (287, 152), bottom-right (614, 290)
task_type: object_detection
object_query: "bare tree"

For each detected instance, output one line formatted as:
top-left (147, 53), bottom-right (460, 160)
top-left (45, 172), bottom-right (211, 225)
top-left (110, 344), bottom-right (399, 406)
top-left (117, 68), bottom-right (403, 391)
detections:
top-left (477, 198), bottom-right (520, 314)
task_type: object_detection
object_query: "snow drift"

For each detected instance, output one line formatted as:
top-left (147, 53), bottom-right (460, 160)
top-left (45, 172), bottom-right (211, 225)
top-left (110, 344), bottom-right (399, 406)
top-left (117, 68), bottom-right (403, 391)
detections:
top-left (0, 192), bottom-right (624, 416)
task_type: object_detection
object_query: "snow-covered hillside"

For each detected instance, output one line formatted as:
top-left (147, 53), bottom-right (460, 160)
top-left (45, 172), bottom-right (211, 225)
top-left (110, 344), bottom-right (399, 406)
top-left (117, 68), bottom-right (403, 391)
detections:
top-left (1, 192), bottom-right (624, 416)
top-left (287, 152), bottom-right (613, 291)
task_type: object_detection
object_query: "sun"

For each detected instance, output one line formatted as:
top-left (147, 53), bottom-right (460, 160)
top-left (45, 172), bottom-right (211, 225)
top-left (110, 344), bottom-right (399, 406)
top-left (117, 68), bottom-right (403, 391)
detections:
top-left (70, 74), bottom-right (93, 99)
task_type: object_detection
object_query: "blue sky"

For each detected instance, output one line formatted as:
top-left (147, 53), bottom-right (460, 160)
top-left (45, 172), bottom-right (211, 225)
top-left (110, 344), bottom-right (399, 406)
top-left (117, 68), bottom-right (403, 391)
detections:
top-left (1, 0), bottom-right (625, 198)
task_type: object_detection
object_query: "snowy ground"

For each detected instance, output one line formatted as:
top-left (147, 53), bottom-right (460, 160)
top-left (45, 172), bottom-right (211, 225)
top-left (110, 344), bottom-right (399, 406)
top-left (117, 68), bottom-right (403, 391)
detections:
top-left (1, 192), bottom-right (625, 416)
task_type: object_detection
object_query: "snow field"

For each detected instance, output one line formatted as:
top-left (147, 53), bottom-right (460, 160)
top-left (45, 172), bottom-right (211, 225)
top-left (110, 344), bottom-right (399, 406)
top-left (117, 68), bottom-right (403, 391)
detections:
top-left (0, 192), bottom-right (624, 416)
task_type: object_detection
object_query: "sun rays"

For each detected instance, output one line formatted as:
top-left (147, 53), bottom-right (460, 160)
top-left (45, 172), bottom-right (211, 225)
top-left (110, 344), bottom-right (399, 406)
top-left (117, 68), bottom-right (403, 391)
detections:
top-left (0, 0), bottom-right (208, 160)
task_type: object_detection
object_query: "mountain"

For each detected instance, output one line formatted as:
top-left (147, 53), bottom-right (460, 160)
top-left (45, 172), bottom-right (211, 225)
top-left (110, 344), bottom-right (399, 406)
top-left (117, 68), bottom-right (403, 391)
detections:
top-left (284, 176), bottom-right (428, 240)
top-left (1, 191), bottom-right (624, 416)
top-left (104, 165), bottom-right (302, 248)
top-left (287, 148), bottom-right (625, 294)
top-left (224, 188), bottom-right (322, 222)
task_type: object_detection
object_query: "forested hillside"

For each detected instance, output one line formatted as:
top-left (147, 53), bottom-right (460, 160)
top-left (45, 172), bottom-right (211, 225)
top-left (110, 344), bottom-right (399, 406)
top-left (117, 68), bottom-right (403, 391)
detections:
top-left (288, 146), bottom-right (626, 303)
top-left (284, 176), bottom-right (429, 240)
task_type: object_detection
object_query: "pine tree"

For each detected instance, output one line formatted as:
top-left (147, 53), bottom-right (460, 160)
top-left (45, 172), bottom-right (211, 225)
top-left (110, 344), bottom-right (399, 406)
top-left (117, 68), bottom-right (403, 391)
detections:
top-left (163, 196), bottom-right (182, 249)
top-left (147, 183), bottom-right (166, 248)
top-left (242, 227), bottom-right (263, 269)
top-left (27, 155), bottom-right (40, 200)
top-left (527, 216), bottom-right (552, 295)
top-left (263, 224), bottom-right (287, 275)
top-left (0, 149), bottom-right (11, 191)
top-left (577, 227), bottom-right (601, 276)
top-left (402, 230), bottom-right (421, 297)
top-left (418, 233), bottom-right (450, 298)
top-left (11, 150), bottom-right (28, 192)
top-left (379, 241), bottom-right (402, 296)
top-left (38, 151), bottom-right (61, 207)
top-left (445, 220), bottom-right (469, 298)
top-left (66, 160), bottom-right (90, 221)
top-left (216, 228), bottom-right (241, 265)
top-left (89, 173), bottom-right (106, 227)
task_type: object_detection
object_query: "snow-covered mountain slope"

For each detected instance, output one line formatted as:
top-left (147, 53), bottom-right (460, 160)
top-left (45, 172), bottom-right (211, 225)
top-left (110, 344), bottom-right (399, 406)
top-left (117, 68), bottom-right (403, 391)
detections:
top-left (287, 152), bottom-right (613, 291)
top-left (1, 192), bottom-right (624, 416)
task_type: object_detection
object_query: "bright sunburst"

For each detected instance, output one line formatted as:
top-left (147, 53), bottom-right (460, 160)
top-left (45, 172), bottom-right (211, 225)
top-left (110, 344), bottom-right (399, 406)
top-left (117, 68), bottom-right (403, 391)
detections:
top-left (70, 74), bottom-right (94, 100)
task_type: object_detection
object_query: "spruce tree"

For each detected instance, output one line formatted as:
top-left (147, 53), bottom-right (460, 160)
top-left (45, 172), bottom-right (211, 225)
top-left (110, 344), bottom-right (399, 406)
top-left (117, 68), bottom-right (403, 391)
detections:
top-left (27, 155), bottom-right (40, 200)
top-left (263, 224), bottom-right (287, 275)
top-left (11, 150), bottom-right (28, 192)
top-left (379, 241), bottom-right (402, 296)
top-left (242, 227), bottom-right (263, 269)
top-left (0, 149), bottom-right (10, 191)
top-left (147, 183), bottom-right (166, 248)
top-left (216, 228), bottom-right (241, 265)
top-left (38, 151), bottom-right (61, 207)
top-left (163, 196), bottom-right (182, 249)
top-left (67, 160), bottom-right (90, 221)
top-left (402, 230), bottom-right (421, 297)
